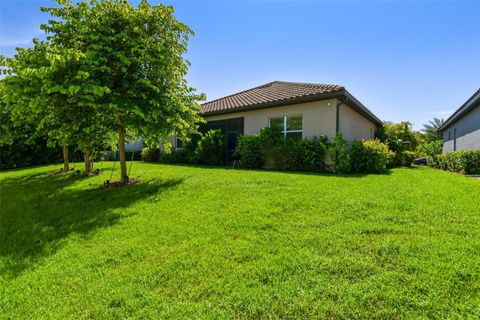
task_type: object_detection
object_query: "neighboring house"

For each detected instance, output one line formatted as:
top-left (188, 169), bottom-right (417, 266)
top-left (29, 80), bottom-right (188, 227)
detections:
top-left (125, 140), bottom-right (144, 152)
top-left (168, 81), bottom-right (382, 160)
top-left (438, 88), bottom-right (480, 153)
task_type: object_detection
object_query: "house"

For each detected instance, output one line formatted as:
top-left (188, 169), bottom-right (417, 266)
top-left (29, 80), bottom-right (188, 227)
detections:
top-left (438, 88), bottom-right (480, 153)
top-left (169, 81), bottom-right (382, 160)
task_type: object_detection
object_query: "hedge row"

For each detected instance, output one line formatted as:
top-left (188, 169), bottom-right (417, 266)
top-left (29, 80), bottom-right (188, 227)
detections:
top-left (236, 130), bottom-right (392, 174)
top-left (433, 150), bottom-right (480, 175)
top-left (141, 129), bottom-right (225, 166)
top-left (0, 138), bottom-right (61, 170)
top-left (142, 130), bottom-right (395, 174)
top-left (236, 129), bottom-right (329, 172)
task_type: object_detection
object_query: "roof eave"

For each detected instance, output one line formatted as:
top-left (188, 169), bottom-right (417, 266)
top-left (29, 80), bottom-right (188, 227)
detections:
top-left (438, 91), bottom-right (480, 132)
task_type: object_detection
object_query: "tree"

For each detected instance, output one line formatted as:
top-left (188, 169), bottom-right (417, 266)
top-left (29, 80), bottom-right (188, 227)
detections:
top-left (1, 41), bottom-right (112, 173)
top-left (1, 42), bottom-right (72, 172)
top-left (378, 121), bottom-right (417, 167)
top-left (41, 0), bottom-right (205, 183)
top-left (421, 117), bottom-right (444, 142)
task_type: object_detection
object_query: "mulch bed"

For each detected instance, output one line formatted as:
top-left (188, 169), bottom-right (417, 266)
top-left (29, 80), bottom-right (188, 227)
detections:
top-left (41, 169), bottom-right (65, 177)
top-left (100, 178), bottom-right (140, 189)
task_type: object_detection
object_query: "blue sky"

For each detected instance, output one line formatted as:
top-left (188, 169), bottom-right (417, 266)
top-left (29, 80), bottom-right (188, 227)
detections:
top-left (1, 0), bottom-right (479, 130)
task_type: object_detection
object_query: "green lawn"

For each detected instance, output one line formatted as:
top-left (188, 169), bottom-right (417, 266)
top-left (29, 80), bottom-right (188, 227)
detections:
top-left (1, 163), bottom-right (479, 319)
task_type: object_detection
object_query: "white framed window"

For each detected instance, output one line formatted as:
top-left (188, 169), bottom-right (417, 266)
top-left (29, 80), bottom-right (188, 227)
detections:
top-left (269, 114), bottom-right (303, 140)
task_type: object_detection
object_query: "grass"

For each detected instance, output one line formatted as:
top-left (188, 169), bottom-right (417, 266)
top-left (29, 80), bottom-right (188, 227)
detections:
top-left (0, 162), bottom-right (479, 319)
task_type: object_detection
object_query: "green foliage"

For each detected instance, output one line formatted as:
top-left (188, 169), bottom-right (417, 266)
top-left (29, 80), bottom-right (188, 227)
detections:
top-left (256, 126), bottom-right (291, 169)
top-left (288, 136), bottom-right (328, 172)
top-left (141, 147), bottom-right (161, 162)
top-left (402, 151), bottom-right (416, 167)
top-left (36, 0), bottom-right (205, 181)
top-left (194, 129), bottom-right (225, 166)
top-left (350, 139), bottom-right (393, 173)
top-left (0, 137), bottom-right (60, 170)
top-left (159, 148), bottom-right (191, 164)
top-left (434, 150), bottom-right (480, 175)
top-left (1, 40), bottom-right (112, 159)
top-left (236, 131), bottom-right (329, 172)
top-left (236, 135), bottom-right (264, 169)
top-left (330, 132), bottom-right (351, 173)
top-left (2, 164), bottom-right (480, 318)
top-left (416, 140), bottom-right (443, 162)
top-left (421, 117), bottom-right (444, 142)
top-left (379, 121), bottom-right (417, 167)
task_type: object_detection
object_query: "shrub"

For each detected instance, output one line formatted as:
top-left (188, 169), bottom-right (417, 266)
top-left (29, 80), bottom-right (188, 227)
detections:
top-left (125, 150), bottom-right (142, 161)
top-left (350, 139), bottom-right (392, 173)
top-left (256, 126), bottom-right (291, 169)
top-left (236, 135), bottom-right (264, 168)
top-left (194, 129), bottom-right (225, 166)
top-left (416, 140), bottom-right (443, 159)
top-left (435, 150), bottom-right (480, 175)
top-left (402, 151), bottom-right (416, 167)
top-left (379, 121), bottom-right (417, 167)
top-left (288, 136), bottom-right (328, 172)
top-left (0, 138), bottom-right (60, 170)
top-left (141, 147), bottom-right (160, 162)
top-left (159, 148), bottom-right (190, 164)
top-left (330, 133), bottom-right (351, 173)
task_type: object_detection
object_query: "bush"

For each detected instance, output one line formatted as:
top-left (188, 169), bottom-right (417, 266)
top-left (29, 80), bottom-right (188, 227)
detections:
top-left (257, 126), bottom-right (291, 169)
top-left (159, 148), bottom-right (190, 164)
top-left (330, 133), bottom-right (351, 173)
top-left (194, 129), bottom-right (225, 166)
top-left (0, 138), bottom-right (60, 170)
top-left (434, 150), bottom-right (480, 174)
top-left (236, 135), bottom-right (264, 168)
top-left (125, 150), bottom-right (142, 161)
top-left (288, 136), bottom-right (328, 172)
top-left (350, 139), bottom-right (392, 173)
top-left (402, 151), bottom-right (416, 167)
top-left (416, 140), bottom-right (443, 159)
top-left (141, 147), bottom-right (160, 162)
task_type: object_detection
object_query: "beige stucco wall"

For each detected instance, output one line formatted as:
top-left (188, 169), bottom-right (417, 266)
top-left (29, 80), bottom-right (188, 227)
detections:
top-left (204, 98), bottom-right (338, 139)
top-left (338, 103), bottom-right (376, 141)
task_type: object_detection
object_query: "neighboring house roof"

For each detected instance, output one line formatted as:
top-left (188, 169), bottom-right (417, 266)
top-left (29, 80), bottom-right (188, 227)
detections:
top-left (201, 81), bottom-right (382, 125)
top-left (438, 88), bottom-right (480, 132)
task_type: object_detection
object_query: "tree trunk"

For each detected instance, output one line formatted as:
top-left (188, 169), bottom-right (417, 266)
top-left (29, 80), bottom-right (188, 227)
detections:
top-left (118, 127), bottom-right (128, 183)
top-left (62, 145), bottom-right (70, 172)
top-left (84, 150), bottom-right (92, 174)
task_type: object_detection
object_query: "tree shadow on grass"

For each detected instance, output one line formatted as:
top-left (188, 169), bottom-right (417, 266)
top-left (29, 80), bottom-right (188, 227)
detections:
top-left (0, 171), bottom-right (182, 279)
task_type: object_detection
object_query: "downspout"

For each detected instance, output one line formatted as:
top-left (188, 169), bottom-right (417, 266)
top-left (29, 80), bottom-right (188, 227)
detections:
top-left (333, 93), bottom-right (349, 165)
top-left (336, 93), bottom-right (349, 134)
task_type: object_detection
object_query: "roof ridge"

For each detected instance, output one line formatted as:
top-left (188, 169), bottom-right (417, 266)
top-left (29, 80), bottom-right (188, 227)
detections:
top-left (273, 80), bottom-right (345, 89)
top-left (202, 81), bottom-right (278, 106)
top-left (202, 81), bottom-right (344, 106)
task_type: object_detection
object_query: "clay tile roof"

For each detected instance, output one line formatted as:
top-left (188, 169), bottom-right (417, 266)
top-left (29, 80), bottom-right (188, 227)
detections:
top-left (201, 81), bottom-right (345, 114)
